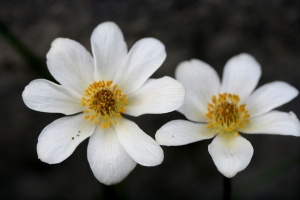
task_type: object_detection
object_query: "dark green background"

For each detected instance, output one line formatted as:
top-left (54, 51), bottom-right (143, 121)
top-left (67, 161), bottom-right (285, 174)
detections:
top-left (0, 0), bottom-right (299, 199)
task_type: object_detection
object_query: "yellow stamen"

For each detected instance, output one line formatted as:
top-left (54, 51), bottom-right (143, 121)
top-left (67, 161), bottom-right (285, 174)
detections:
top-left (81, 80), bottom-right (128, 128)
top-left (206, 93), bottom-right (250, 137)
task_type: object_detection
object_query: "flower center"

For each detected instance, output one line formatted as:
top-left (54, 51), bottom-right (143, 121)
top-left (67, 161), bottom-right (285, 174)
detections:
top-left (206, 93), bottom-right (250, 138)
top-left (81, 80), bottom-right (128, 128)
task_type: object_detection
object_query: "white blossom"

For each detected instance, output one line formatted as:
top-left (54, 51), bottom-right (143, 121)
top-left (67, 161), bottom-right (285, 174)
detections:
top-left (22, 22), bottom-right (185, 185)
top-left (156, 53), bottom-right (300, 178)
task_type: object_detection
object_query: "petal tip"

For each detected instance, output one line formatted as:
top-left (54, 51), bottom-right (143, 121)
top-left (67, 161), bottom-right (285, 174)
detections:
top-left (91, 21), bottom-right (123, 39)
top-left (208, 135), bottom-right (253, 178)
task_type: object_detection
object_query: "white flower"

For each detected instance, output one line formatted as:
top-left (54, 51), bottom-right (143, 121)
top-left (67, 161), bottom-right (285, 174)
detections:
top-left (22, 22), bottom-right (185, 185)
top-left (155, 53), bottom-right (300, 178)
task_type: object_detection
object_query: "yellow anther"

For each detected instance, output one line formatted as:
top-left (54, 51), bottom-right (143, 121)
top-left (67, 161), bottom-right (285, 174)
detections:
top-left (206, 93), bottom-right (250, 138)
top-left (81, 80), bottom-right (128, 129)
top-left (113, 84), bottom-right (117, 90)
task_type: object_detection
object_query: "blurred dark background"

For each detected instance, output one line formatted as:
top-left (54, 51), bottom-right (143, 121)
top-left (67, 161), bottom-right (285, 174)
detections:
top-left (1, 0), bottom-right (300, 199)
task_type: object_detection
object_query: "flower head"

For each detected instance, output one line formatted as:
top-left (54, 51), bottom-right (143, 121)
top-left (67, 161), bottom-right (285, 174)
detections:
top-left (22, 22), bottom-right (185, 185)
top-left (156, 53), bottom-right (300, 178)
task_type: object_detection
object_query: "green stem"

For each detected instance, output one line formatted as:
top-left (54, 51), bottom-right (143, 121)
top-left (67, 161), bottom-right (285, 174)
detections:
top-left (233, 154), bottom-right (300, 199)
top-left (102, 183), bottom-right (128, 200)
top-left (223, 176), bottom-right (231, 200)
top-left (102, 185), bottom-right (120, 200)
top-left (0, 21), bottom-right (51, 79)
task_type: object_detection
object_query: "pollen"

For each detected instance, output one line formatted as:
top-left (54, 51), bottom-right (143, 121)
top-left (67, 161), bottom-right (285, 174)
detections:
top-left (206, 93), bottom-right (250, 138)
top-left (81, 80), bottom-right (128, 128)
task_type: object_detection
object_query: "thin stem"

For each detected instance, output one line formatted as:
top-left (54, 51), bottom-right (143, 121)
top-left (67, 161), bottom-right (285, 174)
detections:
top-left (102, 184), bottom-right (128, 200)
top-left (0, 21), bottom-right (52, 80)
top-left (223, 176), bottom-right (231, 200)
top-left (234, 153), bottom-right (300, 199)
top-left (102, 185), bottom-right (120, 200)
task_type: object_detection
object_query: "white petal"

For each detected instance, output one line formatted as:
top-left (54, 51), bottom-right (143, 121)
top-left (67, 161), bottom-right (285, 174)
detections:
top-left (241, 111), bottom-right (300, 136)
top-left (87, 126), bottom-right (137, 185)
top-left (46, 38), bottom-right (94, 93)
top-left (125, 77), bottom-right (185, 116)
top-left (22, 79), bottom-right (83, 115)
top-left (114, 118), bottom-right (164, 166)
top-left (155, 120), bottom-right (216, 146)
top-left (37, 113), bottom-right (95, 164)
top-left (246, 81), bottom-right (298, 117)
top-left (175, 59), bottom-right (221, 122)
top-left (221, 53), bottom-right (262, 103)
top-left (91, 22), bottom-right (128, 81)
top-left (208, 134), bottom-right (254, 178)
top-left (114, 38), bottom-right (166, 94)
